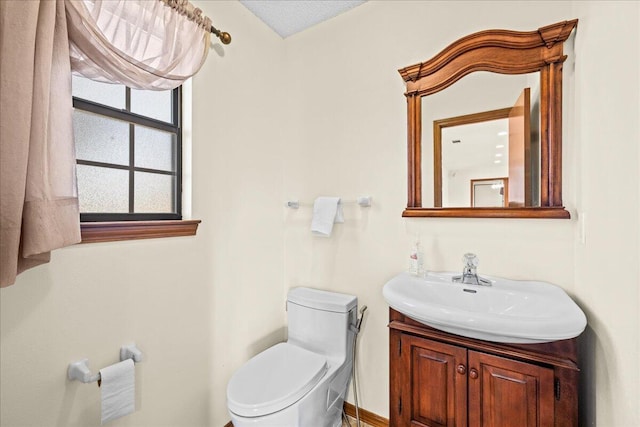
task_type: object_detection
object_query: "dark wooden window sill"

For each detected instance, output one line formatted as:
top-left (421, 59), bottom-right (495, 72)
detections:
top-left (80, 220), bottom-right (201, 244)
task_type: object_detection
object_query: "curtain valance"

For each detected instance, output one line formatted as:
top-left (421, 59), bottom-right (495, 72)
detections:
top-left (66, 0), bottom-right (211, 90)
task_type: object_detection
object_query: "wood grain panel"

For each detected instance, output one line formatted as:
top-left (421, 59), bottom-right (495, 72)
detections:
top-left (80, 220), bottom-right (200, 243)
top-left (401, 335), bottom-right (467, 427)
top-left (508, 88), bottom-right (531, 207)
top-left (468, 351), bottom-right (554, 427)
top-left (344, 402), bottom-right (389, 427)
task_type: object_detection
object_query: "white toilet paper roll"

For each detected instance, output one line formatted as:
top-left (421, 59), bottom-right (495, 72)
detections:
top-left (100, 359), bottom-right (135, 425)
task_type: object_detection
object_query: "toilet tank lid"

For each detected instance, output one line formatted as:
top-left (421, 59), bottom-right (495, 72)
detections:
top-left (287, 287), bottom-right (357, 313)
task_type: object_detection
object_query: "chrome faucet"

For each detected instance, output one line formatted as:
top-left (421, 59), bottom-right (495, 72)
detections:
top-left (452, 253), bottom-right (491, 286)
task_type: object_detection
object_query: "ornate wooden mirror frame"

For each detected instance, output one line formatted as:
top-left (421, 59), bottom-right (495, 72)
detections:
top-left (399, 20), bottom-right (578, 218)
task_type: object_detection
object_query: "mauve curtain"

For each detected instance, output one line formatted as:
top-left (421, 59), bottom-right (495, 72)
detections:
top-left (0, 0), bottom-right (81, 288)
top-left (0, 0), bottom-right (212, 287)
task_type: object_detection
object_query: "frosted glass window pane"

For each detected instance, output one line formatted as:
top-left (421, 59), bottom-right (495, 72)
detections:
top-left (135, 126), bottom-right (176, 172)
top-left (74, 110), bottom-right (130, 166)
top-left (134, 172), bottom-right (174, 213)
top-left (72, 75), bottom-right (125, 109)
top-left (131, 89), bottom-right (172, 123)
top-left (77, 165), bottom-right (129, 213)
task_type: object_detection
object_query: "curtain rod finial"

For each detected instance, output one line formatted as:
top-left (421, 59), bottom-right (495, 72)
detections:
top-left (219, 31), bottom-right (231, 45)
top-left (211, 25), bottom-right (232, 45)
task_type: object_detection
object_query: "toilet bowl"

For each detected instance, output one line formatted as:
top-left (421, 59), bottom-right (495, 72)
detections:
top-left (227, 287), bottom-right (357, 427)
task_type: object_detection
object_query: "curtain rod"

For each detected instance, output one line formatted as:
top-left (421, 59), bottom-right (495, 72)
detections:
top-left (163, 0), bottom-right (231, 44)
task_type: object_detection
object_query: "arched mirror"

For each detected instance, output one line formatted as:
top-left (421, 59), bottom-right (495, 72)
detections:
top-left (399, 20), bottom-right (577, 218)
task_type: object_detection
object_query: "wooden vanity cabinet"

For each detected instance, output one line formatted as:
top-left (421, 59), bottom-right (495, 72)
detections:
top-left (389, 309), bottom-right (580, 427)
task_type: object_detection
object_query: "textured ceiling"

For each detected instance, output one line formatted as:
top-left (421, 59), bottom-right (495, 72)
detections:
top-left (239, 0), bottom-right (367, 38)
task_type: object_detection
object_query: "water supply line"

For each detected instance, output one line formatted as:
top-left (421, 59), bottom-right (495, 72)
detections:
top-left (346, 305), bottom-right (368, 427)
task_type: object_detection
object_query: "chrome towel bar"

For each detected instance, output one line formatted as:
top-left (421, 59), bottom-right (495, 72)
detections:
top-left (286, 196), bottom-right (372, 209)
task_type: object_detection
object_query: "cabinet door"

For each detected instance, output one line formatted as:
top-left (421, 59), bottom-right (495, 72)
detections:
top-left (399, 334), bottom-right (468, 427)
top-left (468, 351), bottom-right (555, 427)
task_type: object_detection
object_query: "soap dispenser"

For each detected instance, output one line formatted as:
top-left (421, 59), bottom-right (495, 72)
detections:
top-left (409, 237), bottom-right (425, 277)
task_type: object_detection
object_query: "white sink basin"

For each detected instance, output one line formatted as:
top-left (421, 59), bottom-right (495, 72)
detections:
top-left (383, 272), bottom-right (587, 344)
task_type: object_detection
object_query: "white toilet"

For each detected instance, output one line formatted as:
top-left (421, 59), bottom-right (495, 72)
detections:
top-left (227, 287), bottom-right (358, 427)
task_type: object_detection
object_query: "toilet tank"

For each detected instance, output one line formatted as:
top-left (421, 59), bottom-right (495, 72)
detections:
top-left (286, 287), bottom-right (357, 359)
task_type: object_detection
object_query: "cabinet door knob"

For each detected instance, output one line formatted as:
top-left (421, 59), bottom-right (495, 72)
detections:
top-left (469, 368), bottom-right (479, 379)
top-left (457, 364), bottom-right (466, 375)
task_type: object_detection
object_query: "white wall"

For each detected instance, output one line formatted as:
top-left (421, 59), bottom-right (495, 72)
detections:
top-left (571, 2), bottom-right (640, 426)
top-left (283, 1), bottom-right (639, 425)
top-left (0, 2), bottom-right (287, 426)
top-left (1, 1), bottom-right (638, 427)
top-left (191, 2), bottom-right (288, 424)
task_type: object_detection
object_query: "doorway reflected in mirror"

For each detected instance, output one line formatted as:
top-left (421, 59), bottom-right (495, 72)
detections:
top-left (424, 72), bottom-right (540, 208)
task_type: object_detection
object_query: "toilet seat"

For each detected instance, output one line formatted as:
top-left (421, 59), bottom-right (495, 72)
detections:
top-left (227, 343), bottom-right (328, 418)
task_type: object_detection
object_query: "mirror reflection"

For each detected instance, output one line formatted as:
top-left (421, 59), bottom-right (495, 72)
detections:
top-left (471, 178), bottom-right (508, 207)
top-left (441, 117), bottom-right (509, 207)
top-left (421, 72), bottom-right (540, 208)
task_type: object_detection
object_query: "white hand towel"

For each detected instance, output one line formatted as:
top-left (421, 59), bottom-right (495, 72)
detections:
top-left (311, 197), bottom-right (343, 237)
top-left (100, 359), bottom-right (135, 425)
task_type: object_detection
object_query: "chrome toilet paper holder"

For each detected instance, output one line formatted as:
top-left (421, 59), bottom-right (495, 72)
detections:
top-left (68, 343), bottom-right (142, 384)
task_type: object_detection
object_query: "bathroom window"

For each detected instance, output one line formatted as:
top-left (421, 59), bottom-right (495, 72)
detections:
top-left (72, 75), bottom-right (198, 242)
